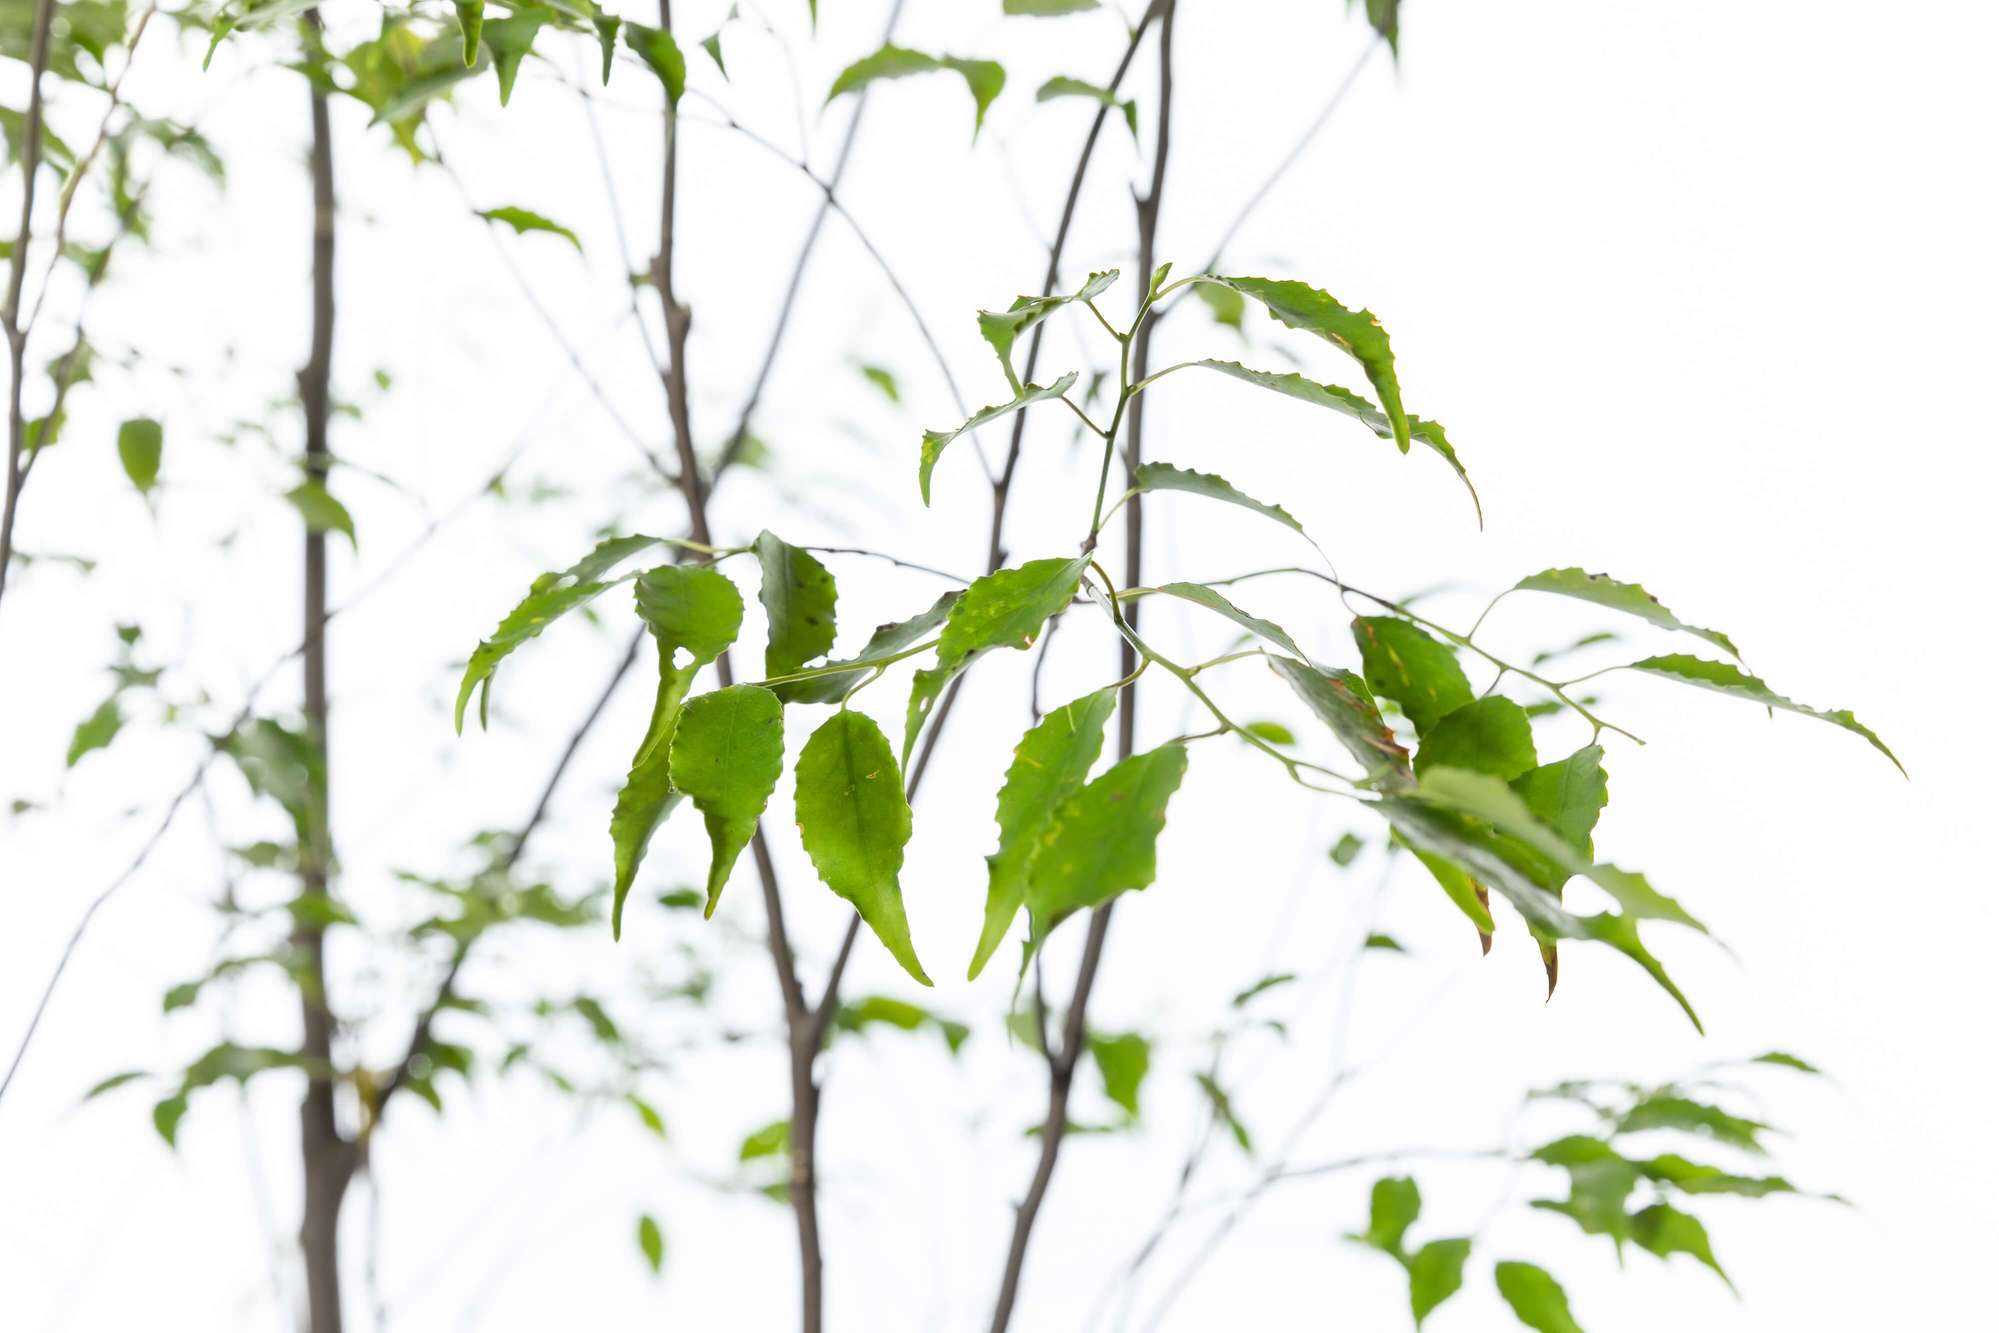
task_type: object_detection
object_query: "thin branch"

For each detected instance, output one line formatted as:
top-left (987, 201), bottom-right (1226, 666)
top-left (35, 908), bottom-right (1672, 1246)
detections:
top-left (0, 0), bottom-right (60, 621)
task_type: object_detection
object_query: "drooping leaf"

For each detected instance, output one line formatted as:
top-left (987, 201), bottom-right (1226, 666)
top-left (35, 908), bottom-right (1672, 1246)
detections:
top-left (285, 482), bottom-right (356, 550)
top-left (623, 22), bottom-right (685, 106)
top-left (1414, 697), bottom-right (1538, 781)
top-left (1193, 282), bottom-right (1246, 332)
top-left (66, 696), bottom-right (122, 768)
top-left (452, 0), bottom-right (483, 64)
top-left (455, 534), bottom-right (664, 732)
top-left (1268, 656), bottom-right (1412, 786)
top-left (859, 363), bottom-right (900, 402)
top-left (1637, 1153), bottom-right (1800, 1199)
top-left (971, 688), bottom-right (1117, 978)
top-left (636, 1213), bottom-right (665, 1275)
top-left (668, 685), bottom-right (784, 916)
top-left (754, 531), bottom-right (838, 680)
top-left (1034, 76), bottom-right (1136, 138)
top-left (1530, 1138), bottom-right (1640, 1247)
top-left (476, 205), bottom-right (580, 251)
top-left (1088, 1031), bottom-right (1150, 1117)
top-left (1351, 617), bottom-right (1473, 737)
top-left (826, 45), bottom-right (1006, 132)
top-left (1408, 845), bottom-right (1495, 937)
top-left (482, 10), bottom-right (549, 105)
top-left (1631, 1202), bottom-right (1732, 1288)
top-left (1748, 1050), bottom-right (1822, 1075)
top-left (1129, 462), bottom-right (1308, 542)
top-left (1162, 583), bottom-right (1308, 660)
top-left (1409, 1238), bottom-right (1472, 1325)
top-left (784, 590), bottom-right (960, 706)
top-left (918, 373), bottom-right (1078, 503)
top-left (1511, 568), bottom-right (1741, 659)
top-left (611, 566), bottom-right (745, 935)
top-left (978, 270), bottom-right (1117, 386)
top-left (834, 995), bottom-right (970, 1054)
top-left (1347, 1175), bottom-right (1422, 1258)
top-left (1026, 743), bottom-right (1189, 931)
top-left (1193, 1071), bottom-right (1253, 1153)
top-left (1512, 745), bottom-right (1609, 854)
top-left (1196, 276), bottom-right (1410, 452)
top-left (117, 417), bottom-right (163, 494)
top-left (1625, 654), bottom-right (1903, 774)
top-left (1351, 0), bottom-right (1401, 52)
top-left (1493, 1261), bottom-right (1583, 1333)
top-left (795, 710), bottom-right (929, 984)
top-left (906, 556), bottom-right (1087, 761)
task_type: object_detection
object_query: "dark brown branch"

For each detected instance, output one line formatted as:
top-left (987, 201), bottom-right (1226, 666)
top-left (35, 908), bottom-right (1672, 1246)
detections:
top-left (0, 0), bottom-right (59, 620)
top-left (295, 17), bottom-right (352, 1333)
top-left (987, 7), bottom-right (1177, 1329)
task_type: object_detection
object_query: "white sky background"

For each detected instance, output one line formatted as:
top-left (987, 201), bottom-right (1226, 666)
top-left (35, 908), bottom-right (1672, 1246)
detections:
top-left (1, 1), bottom-right (1995, 1329)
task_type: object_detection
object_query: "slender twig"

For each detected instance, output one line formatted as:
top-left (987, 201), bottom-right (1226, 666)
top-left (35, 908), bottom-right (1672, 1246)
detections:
top-left (0, 0), bottom-right (60, 621)
top-left (988, 11), bottom-right (1177, 1331)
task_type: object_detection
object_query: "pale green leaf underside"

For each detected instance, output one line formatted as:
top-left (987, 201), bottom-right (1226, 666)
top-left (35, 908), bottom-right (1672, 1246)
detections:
top-left (795, 710), bottom-right (930, 984)
top-left (1159, 583), bottom-right (1308, 660)
top-left (668, 685), bottom-right (785, 916)
top-left (1626, 653), bottom-right (1903, 774)
top-left (1027, 742), bottom-right (1190, 930)
top-left (972, 688), bottom-right (1117, 979)
top-left (1129, 461), bottom-right (1307, 541)
top-left (979, 270), bottom-right (1118, 384)
top-left (919, 373), bottom-right (1078, 503)
top-left (1181, 359), bottom-right (1479, 522)
top-left (1514, 567), bottom-right (1741, 659)
top-left (826, 44), bottom-right (1006, 130)
top-left (455, 534), bottom-right (666, 732)
top-left (1268, 655), bottom-right (1411, 786)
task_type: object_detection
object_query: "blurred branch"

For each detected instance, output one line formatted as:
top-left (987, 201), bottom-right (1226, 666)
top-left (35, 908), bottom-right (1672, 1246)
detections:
top-left (0, 0), bottom-right (59, 622)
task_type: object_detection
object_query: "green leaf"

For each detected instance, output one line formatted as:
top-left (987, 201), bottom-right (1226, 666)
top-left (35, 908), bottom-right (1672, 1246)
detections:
top-left (483, 11), bottom-right (549, 106)
top-left (152, 1093), bottom-right (189, 1147)
top-left (1637, 1153), bottom-right (1799, 1199)
top-left (627, 1092), bottom-right (667, 1138)
top-left (907, 556), bottom-right (1087, 762)
top-left (1129, 462), bottom-right (1308, 542)
top-left (1408, 845), bottom-right (1495, 936)
top-left (1230, 972), bottom-right (1296, 1007)
top-left (611, 566), bottom-right (744, 935)
top-left (826, 45), bottom-right (1006, 133)
top-left (1409, 1238), bottom-right (1472, 1326)
top-left (1035, 76), bottom-right (1136, 137)
top-left (668, 685), bottom-right (785, 916)
top-left (1352, 0), bottom-right (1401, 52)
top-left (1193, 282), bottom-right (1246, 332)
top-left (1268, 656), bottom-right (1412, 786)
top-left (755, 531), bottom-right (838, 680)
top-left (1004, 0), bottom-right (1099, 13)
top-left (979, 270), bottom-right (1117, 387)
top-left (1244, 720), bottom-right (1295, 745)
top-left (117, 417), bottom-right (163, 494)
top-left (1026, 743), bottom-right (1189, 931)
top-left (285, 482), bottom-right (356, 550)
top-left (636, 1213), bottom-right (665, 1275)
top-left (1364, 932), bottom-right (1406, 952)
top-left (834, 995), bottom-right (970, 1054)
top-left (1511, 568), bottom-right (1740, 659)
top-left (455, 535), bottom-right (664, 732)
top-left (1196, 276), bottom-right (1410, 452)
top-left (859, 363), bottom-right (900, 402)
top-left (1348, 1175), bottom-right (1421, 1259)
top-left (623, 22), bottom-right (686, 106)
top-left (918, 373), bottom-right (1078, 504)
top-left (453, 0), bottom-right (483, 64)
top-left (65, 696), bottom-right (121, 768)
top-left (795, 710), bottom-right (930, 984)
top-left (1748, 1050), bottom-right (1822, 1075)
top-left (476, 205), bottom-right (580, 251)
top-left (82, 1070), bottom-right (147, 1101)
top-left (971, 688), bottom-right (1117, 979)
top-left (1493, 1261), bottom-right (1583, 1333)
top-left (738, 1117), bottom-right (790, 1161)
top-left (1161, 583), bottom-right (1308, 660)
top-left (784, 590), bottom-right (960, 706)
top-left (1625, 654), bottom-right (1903, 775)
top-left (1512, 745), bottom-right (1608, 853)
top-left (1088, 1031), bottom-right (1150, 1117)
top-left (1330, 832), bottom-right (1365, 867)
top-left (1193, 1071), bottom-right (1254, 1154)
top-left (1351, 617), bottom-right (1473, 737)
top-left (1615, 1093), bottom-right (1770, 1154)
top-left (1631, 1202), bottom-right (1732, 1289)
top-left (1414, 697), bottom-right (1538, 781)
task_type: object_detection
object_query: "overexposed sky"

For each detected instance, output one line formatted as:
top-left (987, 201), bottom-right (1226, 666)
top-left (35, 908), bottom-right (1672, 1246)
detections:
top-left (2, 2), bottom-right (1995, 1330)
